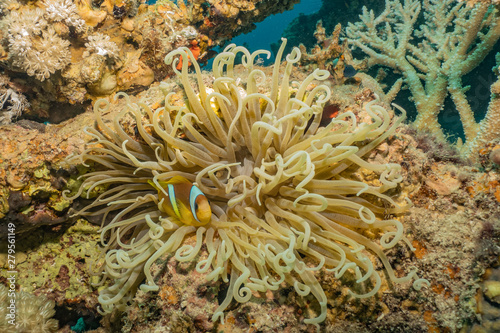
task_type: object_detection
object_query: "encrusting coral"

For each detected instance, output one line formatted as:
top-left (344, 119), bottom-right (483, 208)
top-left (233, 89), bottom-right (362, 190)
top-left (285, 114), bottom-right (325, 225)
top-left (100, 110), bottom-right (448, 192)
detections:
top-left (0, 284), bottom-right (59, 333)
top-left (66, 39), bottom-right (428, 329)
top-left (346, 0), bottom-right (500, 162)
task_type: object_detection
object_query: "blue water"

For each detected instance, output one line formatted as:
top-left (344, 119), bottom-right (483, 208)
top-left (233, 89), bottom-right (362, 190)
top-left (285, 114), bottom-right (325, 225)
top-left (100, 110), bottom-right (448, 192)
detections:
top-left (230, 0), bottom-right (323, 56)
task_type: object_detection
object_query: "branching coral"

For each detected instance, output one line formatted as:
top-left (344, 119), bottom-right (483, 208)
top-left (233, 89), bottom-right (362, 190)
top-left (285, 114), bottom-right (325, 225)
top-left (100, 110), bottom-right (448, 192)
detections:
top-left (0, 284), bottom-right (59, 333)
top-left (346, 0), bottom-right (500, 161)
top-left (460, 0), bottom-right (500, 5)
top-left (298, 20), bottom-right (342, 70)
top-left (67, 39), bottom-right (427, 328)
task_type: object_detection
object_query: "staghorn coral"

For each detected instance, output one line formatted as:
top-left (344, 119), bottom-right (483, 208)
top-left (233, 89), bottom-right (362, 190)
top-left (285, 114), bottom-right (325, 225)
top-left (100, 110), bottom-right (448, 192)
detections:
top-left (66, 40), bottom-right (427, 329)
top-left (467, 74), bottom-right (500, 165)
top-left (0, 284), bottom-right (59, 333)
top-left (459, 0), bottom-right (500, 5)
top-left (346, 0), bottom-right (500, 162)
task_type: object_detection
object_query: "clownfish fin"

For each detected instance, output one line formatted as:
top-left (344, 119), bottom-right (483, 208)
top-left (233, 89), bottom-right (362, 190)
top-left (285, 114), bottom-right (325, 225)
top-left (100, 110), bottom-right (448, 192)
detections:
top-left (147, 179), bottom-right (159, 191)
top-left (176, 200), bottom-right (194, 224)
top-left (166, 175), bottom-right (192, 185)
top-left (148, 180), bottom-right (158, 191)
top-left (147, 180), bottom-right (171, 194)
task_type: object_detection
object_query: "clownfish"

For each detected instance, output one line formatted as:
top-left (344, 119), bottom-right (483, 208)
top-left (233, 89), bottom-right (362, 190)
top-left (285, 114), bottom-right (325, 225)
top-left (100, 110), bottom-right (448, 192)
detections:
top-left (148, 176), bottom-right (211, 227)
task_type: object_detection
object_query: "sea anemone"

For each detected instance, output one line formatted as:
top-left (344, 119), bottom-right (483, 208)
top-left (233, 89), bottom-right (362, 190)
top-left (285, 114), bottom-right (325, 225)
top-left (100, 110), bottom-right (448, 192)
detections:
top-left (66, 39), bottom-right (427, 328)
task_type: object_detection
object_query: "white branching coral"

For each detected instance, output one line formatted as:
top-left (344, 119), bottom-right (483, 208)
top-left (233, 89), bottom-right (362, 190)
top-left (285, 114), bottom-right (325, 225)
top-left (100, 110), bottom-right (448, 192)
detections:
top-left (83, 33), bottom-right (120, 60)
top-left (43, 0), bottom-right (86, 33)
top-left (67, 40), bottom-right (428, 329)
top-left (346, 0), bottom-right (500, 161)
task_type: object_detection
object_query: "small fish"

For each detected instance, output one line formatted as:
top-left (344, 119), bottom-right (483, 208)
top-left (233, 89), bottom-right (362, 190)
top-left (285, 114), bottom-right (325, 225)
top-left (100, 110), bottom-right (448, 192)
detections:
top-left (176, 40), bottom-right (201, 70)
top-left (148, 176), bottom-right (211, 226)
top-left (343, 64), bottom-right (358, 78)
top-left (320, 103), bottom-right (340, 127)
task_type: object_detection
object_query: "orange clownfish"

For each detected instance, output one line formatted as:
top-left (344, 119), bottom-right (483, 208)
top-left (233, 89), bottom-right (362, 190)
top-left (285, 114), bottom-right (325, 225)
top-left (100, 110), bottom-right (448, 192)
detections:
top-left (148, 176), bottom-right (211, 226)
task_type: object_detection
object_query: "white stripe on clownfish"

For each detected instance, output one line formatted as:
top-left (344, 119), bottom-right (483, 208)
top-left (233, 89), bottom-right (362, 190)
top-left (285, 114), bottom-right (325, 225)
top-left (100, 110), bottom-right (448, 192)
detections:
top-left (148, 176), bottom-right (212, 226)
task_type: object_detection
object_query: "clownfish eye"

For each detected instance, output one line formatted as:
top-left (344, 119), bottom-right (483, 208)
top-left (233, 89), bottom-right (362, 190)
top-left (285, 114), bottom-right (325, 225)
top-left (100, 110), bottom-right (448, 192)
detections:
top-left (194, 202), bottom-right (199, 211)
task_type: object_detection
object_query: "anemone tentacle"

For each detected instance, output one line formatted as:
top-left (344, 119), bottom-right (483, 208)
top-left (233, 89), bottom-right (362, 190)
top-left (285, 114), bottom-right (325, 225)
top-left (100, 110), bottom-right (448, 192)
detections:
top-left (68, 38), bottom-right (428, 329)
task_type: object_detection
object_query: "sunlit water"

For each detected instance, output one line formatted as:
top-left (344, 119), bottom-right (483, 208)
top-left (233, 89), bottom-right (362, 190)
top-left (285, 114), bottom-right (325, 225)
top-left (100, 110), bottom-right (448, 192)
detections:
top-left (230, 0), bottom-right (323, 55)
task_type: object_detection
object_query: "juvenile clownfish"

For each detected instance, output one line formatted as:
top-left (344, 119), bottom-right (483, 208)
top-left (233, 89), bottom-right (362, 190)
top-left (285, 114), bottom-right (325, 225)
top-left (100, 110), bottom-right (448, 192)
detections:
top-left (148, 176), bottom-right (211, 227)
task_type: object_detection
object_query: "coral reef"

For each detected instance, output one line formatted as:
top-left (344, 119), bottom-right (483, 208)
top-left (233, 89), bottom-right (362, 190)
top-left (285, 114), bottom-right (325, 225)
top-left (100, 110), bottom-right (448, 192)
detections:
top-left (0, 218), bottom-right (101, 304)
top-left (0, 0), bottom-right (300, 122)
top-left (0, 41), bottom-right (498, 333)
top-left (346, 0), bottom-right (500, 161)
top-left (0, 1), bottom-right (499, 332)
top-left (0, 283), bottom-right (59, 332)
top-left (4, 2), bottom-right (84, 81)
top-left (397, 125), bottom-right (500, 332)
top-left (102, 91), bottom-right (500, 332)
